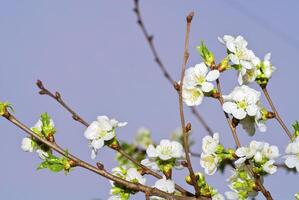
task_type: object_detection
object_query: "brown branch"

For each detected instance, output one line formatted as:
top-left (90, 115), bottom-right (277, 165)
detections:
top-left (261, 86), bottom-right (292, 140)
top-left (133, 0), bottom-right (213, 136)
top-left (1, 112), bottom-right (201, 200)
top-left (36, 80), bottom-right (192, 197)
top-left (178, 11), bottom-right (201, 196)
top-left (36, 80), bottom-right (89, 127)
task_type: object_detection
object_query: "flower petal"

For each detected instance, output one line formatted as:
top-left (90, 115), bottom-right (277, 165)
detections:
top-left (202, 82), bottom-right (214, 93)
top-left (223, 102), bottom-right (237, 114)
top-left (206, 70), bottom-right (220, 82)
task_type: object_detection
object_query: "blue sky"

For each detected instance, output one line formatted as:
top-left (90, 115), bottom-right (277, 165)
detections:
top-left (0, 0), bottom-right (298, 199)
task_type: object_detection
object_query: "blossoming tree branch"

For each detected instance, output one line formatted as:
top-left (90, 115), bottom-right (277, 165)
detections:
top-left (1, 1), bottom-right (299, 200)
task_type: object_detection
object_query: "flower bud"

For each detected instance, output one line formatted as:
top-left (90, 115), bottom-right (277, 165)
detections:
top-left (197, 42), bottom-right (215, 67)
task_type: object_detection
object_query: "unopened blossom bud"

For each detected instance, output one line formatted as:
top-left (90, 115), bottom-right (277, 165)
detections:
top-left (218, 56), bottom-right (230, 72)
top-left (197, 42), bottom-right (215, 67)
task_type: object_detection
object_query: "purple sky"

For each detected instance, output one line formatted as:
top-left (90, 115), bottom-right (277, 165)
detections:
top-left (0, 0), bottom-right (298, 199)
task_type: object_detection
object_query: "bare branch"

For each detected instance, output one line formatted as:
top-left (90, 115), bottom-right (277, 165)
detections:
top-left (36, 80), bottom-right (193, 196)
top-left (261, 86), bottom-right (292, 140)
top-left (178, 11), bottom-right (201, 196)
top-left (1, 111), bottom-right (200, 200)
top-left (133, 0), bottom-right (213, 136)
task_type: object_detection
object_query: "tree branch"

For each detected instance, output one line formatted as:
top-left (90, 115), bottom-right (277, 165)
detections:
top-left (133, 0), bottom-right (213, 136)
top-left (261, 86), bottom-right (292, 140)
top-left (1, 111), bottom-right (201, 200)
top-left (177, 11), bottom-right (201, 196)
top-left (36, 80), bottom-right (192, 196)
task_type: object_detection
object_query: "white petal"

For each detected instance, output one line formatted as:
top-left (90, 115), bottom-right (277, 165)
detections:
top-left (195, 63), bottom-right (208, 76)
top-left (229, 54), bottom-right (240, 64)
top-left (264, 53), bottom-right (271, 61)
top-left (226, 41), bottom-right (236, 53)
top-left (234, 157), bottom-right (246, 165)
top-left (91, 139), bottom-right (104, 150)
top-left (232, 108), bottom-right (247, 120)
top-left (246, 105), bottom-right (258, 116)
top-left (223, 102), bottom-right (237, 114)
top-left (206, 70), bottom-right (220, 82)
top-left (202, 82), bottom-right (214, 93)
top-left (102, 131), bottom-right (115, 141)
top-left (146, 144), bottom-right (158, 158)
top-left (240, 60), bottom-right (253, 69)
top-left (285, 155), bottom-right (297, 168)
top-left (84, 121), bottom-right (100, 140)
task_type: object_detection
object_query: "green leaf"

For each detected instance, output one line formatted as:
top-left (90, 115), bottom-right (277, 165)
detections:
top-left (196, 41), bottom-right (215, 66)
top-left (292, 121), bottom-right (299, 138)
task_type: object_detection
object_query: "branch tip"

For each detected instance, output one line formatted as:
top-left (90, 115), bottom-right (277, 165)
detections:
top-left (186, 12), bottom-right (195, 23)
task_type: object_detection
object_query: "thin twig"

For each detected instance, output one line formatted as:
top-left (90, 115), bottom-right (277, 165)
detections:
top-left (178, 11), bottom-right (201, 196)
top-left (133, 0), bottom-right (213, 136)
top-left (261, 86), bottom-right (292, 140)
top-left (36, 80), bottom-right (192, 196)
top-left (1, 112), bottom-right (198, 200)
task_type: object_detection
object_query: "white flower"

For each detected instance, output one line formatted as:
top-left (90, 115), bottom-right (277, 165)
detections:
top-left (84, 115), bottom-right (127, 159)
top-left (200, 153), bottom-right (219, 175)
top-left (182, 62), bottom-right (219, 106)
top-left (235, 140), bottom-right (264, 164)
top-left (218, 35), bottom-right (258, 85)
top-left (263, 159), bottom-right (277, 174)
top-left (150, 176), bottom-right (175, 200)
top-left (182, 86), bottom-right (204, 106)
top-left (146, 140), bottom-right (184, 161)
top-left (223, 85), bottom-right (261, 120)
top-left (284, 137), bottom-right (299, 172)
top-left (234, 146), bottom-right (255, 165)
top-left (21, 137), bottom-right (34, 152)
top-left (262, 143), bottom-right (280, 159)
top-left (184, 63), bottom-right (220, 92)
top-left (254, 53), bottom-right (276, 79)
top-left (212, 193), bottom-right (225, 200)
top-left (126, 168), bottom-right (146, 185)
top-left (202, 133), bottom-right (220, 154)
top-left (36, 149), bottom-right (49, 160)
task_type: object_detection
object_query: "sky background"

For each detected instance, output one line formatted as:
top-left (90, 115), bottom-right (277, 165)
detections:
top-left (0, 0), bottom-right (298, 199)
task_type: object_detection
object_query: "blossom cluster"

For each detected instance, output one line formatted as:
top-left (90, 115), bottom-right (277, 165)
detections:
top-left (141, 139), bottom-right (185, 174)
top-left (218, 35), bottom-right (275, 85)
top-left (84, 115), bottom-right (127, 159)
top-left (200, 133), bottom-right (235, 175)
top-left (21, 113), bottom-right (55, 160)
top-left (235, 140), bottom-right (279, 175)
top-left (182, 62), bottom-right (220, 106)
